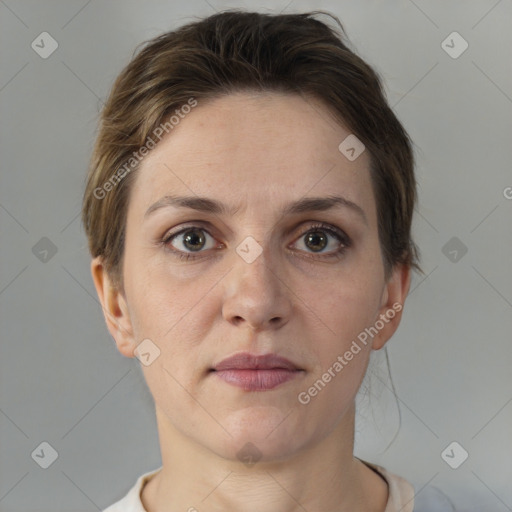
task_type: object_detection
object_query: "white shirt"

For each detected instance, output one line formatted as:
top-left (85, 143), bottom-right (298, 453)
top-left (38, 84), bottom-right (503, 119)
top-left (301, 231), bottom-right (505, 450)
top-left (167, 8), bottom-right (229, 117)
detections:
top-left (103, 460), bottom-right (454, 512)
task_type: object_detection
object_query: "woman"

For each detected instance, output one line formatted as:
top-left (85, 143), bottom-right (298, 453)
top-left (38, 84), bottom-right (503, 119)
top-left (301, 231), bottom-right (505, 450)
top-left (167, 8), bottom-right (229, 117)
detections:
top-left (82, 10), bottom-right (454, 512)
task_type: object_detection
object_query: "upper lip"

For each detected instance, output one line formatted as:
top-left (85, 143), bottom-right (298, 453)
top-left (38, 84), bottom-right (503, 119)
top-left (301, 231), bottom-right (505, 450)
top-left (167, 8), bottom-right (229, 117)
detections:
top-left (212, 352), bottom-right (301, 371)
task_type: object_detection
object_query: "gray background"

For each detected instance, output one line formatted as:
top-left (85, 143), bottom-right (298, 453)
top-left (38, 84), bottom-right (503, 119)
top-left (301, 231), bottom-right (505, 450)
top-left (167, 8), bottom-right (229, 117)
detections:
top-left (1, 0), bottom-right (511, 510)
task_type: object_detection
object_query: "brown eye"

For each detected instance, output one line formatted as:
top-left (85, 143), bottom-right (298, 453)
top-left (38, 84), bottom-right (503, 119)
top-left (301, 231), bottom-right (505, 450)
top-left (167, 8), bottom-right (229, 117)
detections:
top-left (163, 227), bottom-right (217, 255)
top-left (304, 230), bottom-right (329, 252)
top-left (181, 228), bottom-right (207, 251)
top-left (292, 223), bottom-right (350, 258)
top-left (161, 222), bottom-right (350, 262)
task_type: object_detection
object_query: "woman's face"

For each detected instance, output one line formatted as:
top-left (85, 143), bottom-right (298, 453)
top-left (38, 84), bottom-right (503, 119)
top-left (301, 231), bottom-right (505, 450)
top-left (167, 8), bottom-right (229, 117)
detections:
top-left (96, 92), bottom-right (408, 462)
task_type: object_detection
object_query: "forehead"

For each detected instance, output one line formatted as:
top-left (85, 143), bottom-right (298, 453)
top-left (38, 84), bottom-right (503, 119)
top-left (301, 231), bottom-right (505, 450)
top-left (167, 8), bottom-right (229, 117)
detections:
top-left (129, 92), bottom-right (376, 223)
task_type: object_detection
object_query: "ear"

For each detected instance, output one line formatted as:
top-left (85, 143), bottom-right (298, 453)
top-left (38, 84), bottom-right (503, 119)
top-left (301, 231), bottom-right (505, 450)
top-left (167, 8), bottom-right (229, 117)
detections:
top-left (371, 263), bottom-right (411, 351)
top-left (91, 256), bottom-right (136, 358)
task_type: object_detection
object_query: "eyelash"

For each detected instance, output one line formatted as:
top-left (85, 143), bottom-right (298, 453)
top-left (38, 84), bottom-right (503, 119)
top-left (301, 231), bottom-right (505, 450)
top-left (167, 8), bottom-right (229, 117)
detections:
top-left (160, 222), bottom-right (351, 262)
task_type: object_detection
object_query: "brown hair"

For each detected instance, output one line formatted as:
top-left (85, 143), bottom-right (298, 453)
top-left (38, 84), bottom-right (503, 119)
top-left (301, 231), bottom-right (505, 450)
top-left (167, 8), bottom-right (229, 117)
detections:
top-left (82, 10), bottom-right (421, 288)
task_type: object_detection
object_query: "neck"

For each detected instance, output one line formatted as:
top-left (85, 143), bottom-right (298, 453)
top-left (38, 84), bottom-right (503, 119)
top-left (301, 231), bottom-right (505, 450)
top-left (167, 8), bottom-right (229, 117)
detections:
top-left (141, 401), bottom-right (388, 512)
top-left (141, 401), bottom-right (387, 512)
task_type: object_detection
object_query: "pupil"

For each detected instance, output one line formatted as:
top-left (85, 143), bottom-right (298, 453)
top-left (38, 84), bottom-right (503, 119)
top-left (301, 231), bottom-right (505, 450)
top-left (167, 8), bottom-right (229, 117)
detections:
top-left (184, 229), bottom-right (205, 251)
top-left (307, 231), bottom-right (326, 252)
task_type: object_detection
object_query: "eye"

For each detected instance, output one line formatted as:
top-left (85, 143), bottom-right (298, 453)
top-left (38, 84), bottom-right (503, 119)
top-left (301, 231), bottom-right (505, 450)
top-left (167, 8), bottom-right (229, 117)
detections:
top-left (162, 226), bottom-right (219, 260)
top-left (161, 222), bottom-right (350, 261)
top-left (291, 222), bottom-right (350, 259)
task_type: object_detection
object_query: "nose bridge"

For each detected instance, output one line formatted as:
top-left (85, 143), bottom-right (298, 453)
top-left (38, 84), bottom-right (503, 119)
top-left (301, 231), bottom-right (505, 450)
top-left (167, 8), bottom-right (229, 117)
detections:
top-left (222, 233), bottom-right (291, 330)
top-left (239, 237), bottom-right (275, 284)
top-left (232, 235), bottom-right (278, 297)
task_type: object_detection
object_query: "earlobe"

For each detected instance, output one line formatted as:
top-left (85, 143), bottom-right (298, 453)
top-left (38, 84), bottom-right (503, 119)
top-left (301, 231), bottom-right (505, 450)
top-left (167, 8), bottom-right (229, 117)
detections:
top-left (90, 257), bottom-right (136, 358)
top-left (371, 264), bottom-right (411, 351)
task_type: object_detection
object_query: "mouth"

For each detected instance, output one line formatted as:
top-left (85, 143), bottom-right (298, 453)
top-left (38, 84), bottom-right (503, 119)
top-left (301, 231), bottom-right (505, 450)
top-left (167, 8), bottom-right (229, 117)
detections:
top-left (210, 352), bottom-right (304, 391)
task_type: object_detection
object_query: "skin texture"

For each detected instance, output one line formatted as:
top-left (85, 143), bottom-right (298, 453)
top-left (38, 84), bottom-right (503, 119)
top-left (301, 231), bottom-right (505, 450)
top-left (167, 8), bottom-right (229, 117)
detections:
top-left (92, 92), bottom-right (410, 512)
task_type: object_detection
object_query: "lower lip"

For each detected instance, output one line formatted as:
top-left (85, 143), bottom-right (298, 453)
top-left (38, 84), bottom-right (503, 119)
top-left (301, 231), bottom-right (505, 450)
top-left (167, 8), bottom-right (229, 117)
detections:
top-left (213, 369), bottom-right (302, 391)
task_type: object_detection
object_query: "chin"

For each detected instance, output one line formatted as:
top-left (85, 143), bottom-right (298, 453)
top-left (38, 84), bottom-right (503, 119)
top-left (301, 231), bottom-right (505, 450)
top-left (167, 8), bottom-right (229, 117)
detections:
top-left (212, 436), bottom-right (302, 466)
top-left (211, 407), bottom-right (309, 463)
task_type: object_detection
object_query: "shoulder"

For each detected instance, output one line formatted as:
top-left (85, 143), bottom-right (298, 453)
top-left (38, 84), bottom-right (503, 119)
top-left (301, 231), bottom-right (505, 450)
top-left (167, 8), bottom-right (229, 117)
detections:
top-left (102, 467), bottom-right (162, 512)
top-left (359, 459), bottom-right (455, 512)
top-left (363, 461), bottom-right (415, 512)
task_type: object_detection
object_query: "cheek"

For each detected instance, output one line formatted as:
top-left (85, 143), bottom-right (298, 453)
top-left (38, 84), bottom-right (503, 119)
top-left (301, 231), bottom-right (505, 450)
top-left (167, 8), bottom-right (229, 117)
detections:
top-left (295, 284), bottom-right (378, 430)
top-left (124, 251), bottom-right (218, 340)
top-left (124, 259), bottom-right (223, 405)
top-left (305, 272), bottom-right (382, 358)
top-left (129, 273), bottom-right (211, 412)
top-left (295, 264), bottom-right (383, 415)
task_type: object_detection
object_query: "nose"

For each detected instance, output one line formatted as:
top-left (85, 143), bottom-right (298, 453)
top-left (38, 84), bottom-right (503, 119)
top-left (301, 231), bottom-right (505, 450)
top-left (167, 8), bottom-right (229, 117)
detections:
top-left (221, 242), bottom-right (292, 333)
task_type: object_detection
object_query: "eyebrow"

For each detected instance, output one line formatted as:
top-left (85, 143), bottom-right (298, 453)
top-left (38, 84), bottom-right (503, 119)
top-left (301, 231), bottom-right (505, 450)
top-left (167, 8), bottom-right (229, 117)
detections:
top-left (144, 194), bottom-right (367, 225)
